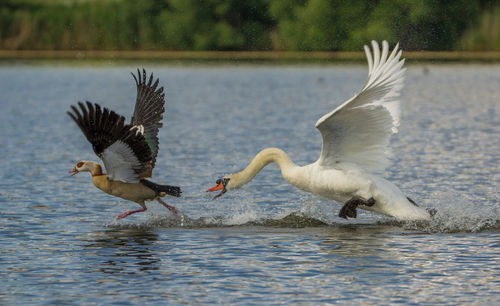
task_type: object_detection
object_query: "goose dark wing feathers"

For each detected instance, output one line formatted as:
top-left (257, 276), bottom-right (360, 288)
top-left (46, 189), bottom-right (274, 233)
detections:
top-left (68, 101), bottom-right (153, 182)
top-left (131, 69), bottom-right (165, 168)
top-left (68, 102), bottom-right (124, 156)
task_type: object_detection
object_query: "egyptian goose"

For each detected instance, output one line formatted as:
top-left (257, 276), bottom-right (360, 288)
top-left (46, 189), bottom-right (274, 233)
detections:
top-left (208, 41), bottom-right (435, 221)
top-left (68, 69), bottom-right (181, 219)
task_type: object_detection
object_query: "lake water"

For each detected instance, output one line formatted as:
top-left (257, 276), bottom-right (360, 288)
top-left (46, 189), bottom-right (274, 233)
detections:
top-left (0, 63), bottom-right (498, 304)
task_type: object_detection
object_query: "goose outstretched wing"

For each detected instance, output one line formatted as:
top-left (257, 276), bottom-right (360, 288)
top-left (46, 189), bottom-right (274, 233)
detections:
top-left (68, 101), bottom-right (153, 182)
top-left (315, 41), bottom-right (406, 173)
top-left (130, 69), bottom-right (165, 168)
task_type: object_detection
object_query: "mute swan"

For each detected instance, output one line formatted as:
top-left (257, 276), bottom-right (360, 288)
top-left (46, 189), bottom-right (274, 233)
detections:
top-left (208, 41), bottom-right (434, 221)
top-left (68, 69), bottom-right (181, 219)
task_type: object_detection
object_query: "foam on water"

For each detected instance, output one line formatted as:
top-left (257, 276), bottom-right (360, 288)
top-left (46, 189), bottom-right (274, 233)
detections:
top-left (403, 193), bottom-right (499, 233)
top-left (101, 182), bottom-right (499, 233)
top-left (103, 197), bottom-right (499, 233)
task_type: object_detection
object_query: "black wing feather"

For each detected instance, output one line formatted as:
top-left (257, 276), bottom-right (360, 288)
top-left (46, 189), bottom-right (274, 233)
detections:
top-left (67, 102), bottom-right (153, 177)
top-left (130, 68), bottom-right (165, 168)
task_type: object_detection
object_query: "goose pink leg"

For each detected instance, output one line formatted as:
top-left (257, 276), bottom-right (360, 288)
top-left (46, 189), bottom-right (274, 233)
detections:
top-left (116, 206), bottom-right (147, 219)
top-left (157, 198), bottom-right (180, 214)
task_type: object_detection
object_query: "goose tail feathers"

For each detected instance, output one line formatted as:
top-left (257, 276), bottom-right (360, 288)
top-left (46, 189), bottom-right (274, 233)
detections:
top-left (140, 179), bottom-right (181, 197)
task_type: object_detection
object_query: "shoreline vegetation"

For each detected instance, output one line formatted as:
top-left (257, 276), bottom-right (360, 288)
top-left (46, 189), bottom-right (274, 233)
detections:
top-left (1, 50), bottom-right (500, 63)
top-left (1, 1), bottom-right (499, 55)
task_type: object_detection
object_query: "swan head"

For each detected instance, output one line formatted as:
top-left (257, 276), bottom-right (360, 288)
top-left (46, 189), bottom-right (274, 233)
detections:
top-left (207, 177), bottom-right (231, 199)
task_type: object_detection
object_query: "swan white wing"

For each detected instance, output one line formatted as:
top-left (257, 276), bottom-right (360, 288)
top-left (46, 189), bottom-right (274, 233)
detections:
top-left (315, 41), bottom-right (406, 173)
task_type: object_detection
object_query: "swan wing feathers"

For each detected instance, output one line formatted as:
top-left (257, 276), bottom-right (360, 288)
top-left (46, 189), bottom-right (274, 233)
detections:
top-left (67, 101), bottom-right (153, 182)
top-left (130, 69), bottom-right (166, 168)
top-left (315, 40), bottom-right (406, 173)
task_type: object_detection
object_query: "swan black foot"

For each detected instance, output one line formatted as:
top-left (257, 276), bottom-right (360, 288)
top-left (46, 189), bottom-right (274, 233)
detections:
top-left (427, 208), bottom-right (437, 217)
top-left (338, 197), bottom-right (375, 219)
top-left (407, 197), bottom-right (419, 206)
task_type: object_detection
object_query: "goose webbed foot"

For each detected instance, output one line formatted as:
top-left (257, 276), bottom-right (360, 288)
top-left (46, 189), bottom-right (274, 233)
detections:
top-left (338, 197), bottom-right (375, 219)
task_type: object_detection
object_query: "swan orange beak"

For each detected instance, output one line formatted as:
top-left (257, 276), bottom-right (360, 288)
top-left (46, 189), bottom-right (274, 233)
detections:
top-left (207, 182), bottom-right (224, 192)
top-left (69, 168), bottom-right (79, 176)
top-left (207, 179), bottom-right (228, 199)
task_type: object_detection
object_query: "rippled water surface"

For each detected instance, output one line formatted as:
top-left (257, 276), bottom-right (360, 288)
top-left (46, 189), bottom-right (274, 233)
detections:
top-left (0, 63), bottom-right (499, 304)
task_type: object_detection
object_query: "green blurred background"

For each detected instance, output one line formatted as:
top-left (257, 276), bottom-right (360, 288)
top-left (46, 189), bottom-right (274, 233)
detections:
top-left (1, 0), bottom-right (499, 51)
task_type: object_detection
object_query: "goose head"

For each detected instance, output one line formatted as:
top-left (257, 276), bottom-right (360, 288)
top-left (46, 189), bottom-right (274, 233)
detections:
top-left (70, 161), bottom-right (102, 176)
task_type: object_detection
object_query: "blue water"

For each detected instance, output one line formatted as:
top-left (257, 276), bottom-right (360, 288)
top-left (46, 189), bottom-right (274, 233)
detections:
top-left (0, 63), bottom-right (498, 304)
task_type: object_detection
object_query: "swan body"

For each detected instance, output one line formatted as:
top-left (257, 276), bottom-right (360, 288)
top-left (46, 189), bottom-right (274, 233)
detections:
top-left (208, 41), bottom-right (433, 221)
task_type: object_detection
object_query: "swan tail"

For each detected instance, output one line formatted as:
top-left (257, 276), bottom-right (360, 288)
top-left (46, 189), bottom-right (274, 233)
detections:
top-left (406, 196), bottom-right (438, 218)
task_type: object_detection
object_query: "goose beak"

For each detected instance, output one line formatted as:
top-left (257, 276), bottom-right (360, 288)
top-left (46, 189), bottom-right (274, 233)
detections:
top-left (69, 168), bottom-right (79, 176)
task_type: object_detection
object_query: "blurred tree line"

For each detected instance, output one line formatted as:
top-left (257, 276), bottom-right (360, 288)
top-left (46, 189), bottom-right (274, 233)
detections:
top-left (0, 0), bottom-right (499, 51)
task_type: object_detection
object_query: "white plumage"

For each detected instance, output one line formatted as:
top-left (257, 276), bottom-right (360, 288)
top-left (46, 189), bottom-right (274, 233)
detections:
top-left (209, 41), bottom-right (433, 221)
top-left (315, 41), bottom-right (405, 173)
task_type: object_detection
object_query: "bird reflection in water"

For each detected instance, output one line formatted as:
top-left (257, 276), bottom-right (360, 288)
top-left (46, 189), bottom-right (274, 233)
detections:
top-left (85, 228), bottom-right (161, 274)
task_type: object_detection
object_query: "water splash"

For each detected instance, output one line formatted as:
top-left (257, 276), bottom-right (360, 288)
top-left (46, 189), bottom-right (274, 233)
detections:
top-left (104, 207), bottom-right (499, 233)
top-left (403, 197), bottom-right (499, 233)
top-left (103, 188), bottom-right (499, 233)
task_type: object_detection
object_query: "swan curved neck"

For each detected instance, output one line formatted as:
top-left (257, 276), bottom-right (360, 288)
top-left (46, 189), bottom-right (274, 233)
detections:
top-left (229, 148), bottom-right (296, 189)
